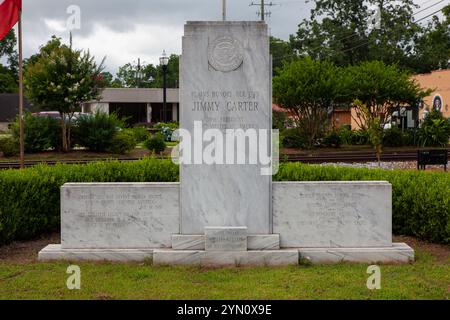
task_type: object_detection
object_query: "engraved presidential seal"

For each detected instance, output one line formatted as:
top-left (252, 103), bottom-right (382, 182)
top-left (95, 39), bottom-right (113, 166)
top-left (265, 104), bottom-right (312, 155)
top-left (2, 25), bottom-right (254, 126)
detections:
top-left (208, 36), bottom-right (244, 72)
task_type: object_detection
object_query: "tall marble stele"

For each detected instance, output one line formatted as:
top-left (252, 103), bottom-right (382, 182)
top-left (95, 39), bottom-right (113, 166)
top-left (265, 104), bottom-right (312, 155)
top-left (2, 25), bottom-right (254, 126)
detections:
top-left (38, 21), bottom-right (415, 266)
top-left (179, 21), bottom-right (272, 235)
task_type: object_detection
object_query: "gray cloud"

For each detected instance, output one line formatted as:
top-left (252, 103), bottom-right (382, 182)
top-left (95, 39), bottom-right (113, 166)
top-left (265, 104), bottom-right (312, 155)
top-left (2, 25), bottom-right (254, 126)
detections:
top-left (19, 0), bottom-right (437, 73)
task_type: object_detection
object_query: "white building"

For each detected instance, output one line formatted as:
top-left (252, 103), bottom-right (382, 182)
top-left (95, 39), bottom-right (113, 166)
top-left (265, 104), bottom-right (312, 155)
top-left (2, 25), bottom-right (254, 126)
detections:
top-left (82, 88), bottom-right (180, 125)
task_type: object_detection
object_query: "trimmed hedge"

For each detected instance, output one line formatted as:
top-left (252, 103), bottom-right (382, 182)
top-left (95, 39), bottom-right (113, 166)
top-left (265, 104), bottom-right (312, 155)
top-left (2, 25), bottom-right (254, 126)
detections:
top-left (0, 158), bottom-right (178, 245)
top-left (275, 163), bottom-right (450, 244)
top-left (0, 158), bottom-right (448, 245)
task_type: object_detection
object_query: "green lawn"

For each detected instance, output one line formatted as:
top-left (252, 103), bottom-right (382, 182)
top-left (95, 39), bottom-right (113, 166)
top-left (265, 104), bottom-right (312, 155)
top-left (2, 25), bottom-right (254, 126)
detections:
top-left (0, 247), bottom-right (448, 300)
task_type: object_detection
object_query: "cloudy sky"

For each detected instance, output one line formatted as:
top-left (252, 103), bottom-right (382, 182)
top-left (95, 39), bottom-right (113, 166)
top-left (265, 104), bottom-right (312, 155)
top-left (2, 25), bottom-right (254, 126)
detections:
top-left (16, 0), bottom-right (444, 74)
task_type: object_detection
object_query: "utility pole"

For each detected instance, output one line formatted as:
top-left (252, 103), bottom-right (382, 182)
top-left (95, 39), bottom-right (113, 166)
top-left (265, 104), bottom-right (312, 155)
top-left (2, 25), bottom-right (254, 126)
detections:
top-left (249, 1), bottom-right (277, 21)
top-left (222, 0), bottom-right (227, 21)
top-left (136, 58), bottom-right (141, 88)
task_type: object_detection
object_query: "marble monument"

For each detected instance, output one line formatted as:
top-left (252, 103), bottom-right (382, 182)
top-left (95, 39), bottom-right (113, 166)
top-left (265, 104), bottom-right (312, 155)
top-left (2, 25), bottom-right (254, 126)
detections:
top-left (39, 21), bottom-right (414, 265)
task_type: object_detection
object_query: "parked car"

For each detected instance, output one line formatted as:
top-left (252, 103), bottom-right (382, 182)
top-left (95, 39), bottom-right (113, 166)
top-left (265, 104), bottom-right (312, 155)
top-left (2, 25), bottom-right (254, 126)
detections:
top-left (32, 112), bottom-right (91, 123)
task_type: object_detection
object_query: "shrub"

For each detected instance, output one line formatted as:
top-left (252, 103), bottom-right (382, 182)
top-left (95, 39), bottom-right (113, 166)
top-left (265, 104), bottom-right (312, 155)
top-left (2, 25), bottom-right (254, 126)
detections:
top-left (131, 126), bottom-right (150, 143)
top-left (402, 129), bottom-right (417, 146)
top-left (323, 131), bottom-right (342, 148)
top-left (273, 111), bottom-right (287, 132)
top-left (0, 158), bottom-right (178, 245)
top-left (74, 111), bottom-right (124, 152)
top-left (108, 130), bottom-right (137, 154)
top-left (339, 127), bottom-right (370, 146)
top-left (282, 128), bottom-right (309, 149)
top-left (0, 160), bottom-right (448, 245)
top-left (275, 163), bottom-right (450, 244)
top-left (11, 113), bottom-right (61, 153)
top-left (153, 122), bottom-right (179, 142)
top-left (382, 127), bottom-right (406, 147)
top-left (0, 136), bottom-right (19, 157)
top-left (417, 111), bottom-right (450, 147)
top-left (145, 133), bottom-right (167, 154)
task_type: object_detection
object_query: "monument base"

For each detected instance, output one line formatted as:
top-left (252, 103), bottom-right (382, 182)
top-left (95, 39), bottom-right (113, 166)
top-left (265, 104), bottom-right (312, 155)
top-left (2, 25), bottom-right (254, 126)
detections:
top-left (298, 243), bottom-right (414, 264)
top-left (38, 243), bottom-right (414, 265)
top-left (38, 245), bottom-right (153, 262)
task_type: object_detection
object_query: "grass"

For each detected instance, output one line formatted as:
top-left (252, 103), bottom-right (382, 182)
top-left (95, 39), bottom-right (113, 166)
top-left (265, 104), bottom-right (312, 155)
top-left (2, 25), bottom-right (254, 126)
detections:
top-left (0, 247), bottom-right (448, 300)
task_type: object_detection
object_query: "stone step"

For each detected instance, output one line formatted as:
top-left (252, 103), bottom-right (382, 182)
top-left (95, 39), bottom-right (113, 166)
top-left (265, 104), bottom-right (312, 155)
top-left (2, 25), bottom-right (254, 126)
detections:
top-left (38, 243), bottom-right (414, 264)
top-left (38, 244), bottom-right (153, 262)
top-left (299, 243), bottom-right (414, 264)
top-left (171, 234), bottom-right (280, 251)
top-left (153, 249), bottom-right (298, 266)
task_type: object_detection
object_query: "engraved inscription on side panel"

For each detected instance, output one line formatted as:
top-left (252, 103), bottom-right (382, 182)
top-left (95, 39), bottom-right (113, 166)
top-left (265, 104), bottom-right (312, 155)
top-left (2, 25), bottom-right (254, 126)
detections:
top-left (61, 184), bottom-right (179, 249)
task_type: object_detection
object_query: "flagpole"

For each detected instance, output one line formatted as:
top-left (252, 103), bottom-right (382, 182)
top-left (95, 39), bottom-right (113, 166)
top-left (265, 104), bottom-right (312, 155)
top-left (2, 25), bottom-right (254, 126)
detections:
top-left (18, 8), bottom-right (24, 169)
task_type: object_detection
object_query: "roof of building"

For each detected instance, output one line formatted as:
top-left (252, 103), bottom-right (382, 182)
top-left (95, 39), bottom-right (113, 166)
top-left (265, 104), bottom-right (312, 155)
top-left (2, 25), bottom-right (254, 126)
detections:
top-left (0, 94), bottom-right (32, 122)
top-left (90, 88), bottom-right (180, 104)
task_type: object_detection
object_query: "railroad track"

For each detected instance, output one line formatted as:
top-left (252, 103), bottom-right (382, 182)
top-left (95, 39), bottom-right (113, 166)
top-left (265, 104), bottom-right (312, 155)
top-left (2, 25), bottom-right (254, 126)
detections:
top-left (283, 151), bottom-right (440, 163)
top-left (1, 150), bottom-right (449, 169)
top-left (0, 158), bottom-right (139, 169)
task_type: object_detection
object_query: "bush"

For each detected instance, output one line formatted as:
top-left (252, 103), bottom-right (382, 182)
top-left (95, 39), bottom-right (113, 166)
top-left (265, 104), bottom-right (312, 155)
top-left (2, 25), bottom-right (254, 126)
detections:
top-left (323, 131), bottom-right (342, 148)
top-left (273, 111), bottom-right (287, 132)
top-left (275, 163), bottom-right (450, 244)
top-left (0, 161), bottom-right (449, 245)
top-left (145, 133), bottom-right (167, 154)
top-left (282, 128), bottom-right (309, 149)
top-left (74, 111), bottom-right (124, 152)
top-left (402, 129), bottom-right (417, 146)
top-left (131, 126), bottom-right (150, 143)
top-left (11, 113), bottom-right (61, 153)
top-left (0, 158), bottom-right (179, 245)
top-left (153, 122), bottom-right (179, 142)
top-left (382, 127), bottom-right (405, 147)
top-left (339, 127), bottom-right (370, 145)
top-left (417, 111), bottom-right (450, 147)
top-left (0, 136), bottom-right (19, 157)
top-left (108, 130), bottom-right (137, 155)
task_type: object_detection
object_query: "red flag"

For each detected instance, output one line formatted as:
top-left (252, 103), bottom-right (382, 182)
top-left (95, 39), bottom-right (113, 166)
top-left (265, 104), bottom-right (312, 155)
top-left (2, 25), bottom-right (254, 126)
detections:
top-left (0, 0), bottom-right (21, 41)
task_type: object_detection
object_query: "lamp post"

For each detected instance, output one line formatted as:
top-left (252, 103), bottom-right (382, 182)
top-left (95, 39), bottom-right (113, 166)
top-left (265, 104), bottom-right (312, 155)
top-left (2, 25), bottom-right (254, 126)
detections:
top-left (159, 50), bottom-right (169, 123)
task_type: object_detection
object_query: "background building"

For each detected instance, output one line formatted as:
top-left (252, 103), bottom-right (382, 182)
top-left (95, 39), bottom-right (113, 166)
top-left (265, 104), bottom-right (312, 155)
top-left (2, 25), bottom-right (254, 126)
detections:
top-left (82, 88), bottom-right (180, 125)
top-left (413, 69), bottom-right (450, 119)
top-left (0, 94), bottom-right (32, 132)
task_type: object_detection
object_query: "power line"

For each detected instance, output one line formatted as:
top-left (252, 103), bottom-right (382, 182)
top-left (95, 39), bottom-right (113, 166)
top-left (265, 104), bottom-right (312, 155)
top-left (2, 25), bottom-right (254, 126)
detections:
top-left (340, 6), bottom-right (446, 54)
top-left (273, 1), bottom-right (448, 61)
top-left (249, 1), bottom-right (279, 21)
top-left (311, 0), bottom-right (447, 50)
top-left (415, 7), bottom-right (446, 23)
top-left (414, 0), bottom-right (445, 16)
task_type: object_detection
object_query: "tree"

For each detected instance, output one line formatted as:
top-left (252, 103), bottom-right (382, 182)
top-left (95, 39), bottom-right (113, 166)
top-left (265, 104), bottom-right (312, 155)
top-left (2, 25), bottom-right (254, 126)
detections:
top-left (0, 30), bottom-right (18, 76)
top-left (290, 0), bottom-right (422, 70)
top-left (116, 62), bottom-right (156, 88)
top-left (100, 71), bottom-right (114, 87)
top-left (114, 54), bottom-right (179, 88)
top-left (354, 100), bottom-right (384, 164)
top-left (412, 5), bottom-right (450, 73)
top-left (270, 36), bottom-right (295, 75)
top-left (0, 30), bottom-right (18, 92)
top-left (273, 57), bottom-right (346, 147)
top-left (347, 61), bottom-right (431, 130)
top-left (24, 36), bottom-right (106, 152)
top-left (0, 65), bottom-right (17, 93)
top-left (417, 111), bottom-right (450, 147)
top-left (153, 54), bottom-right (179, 88)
